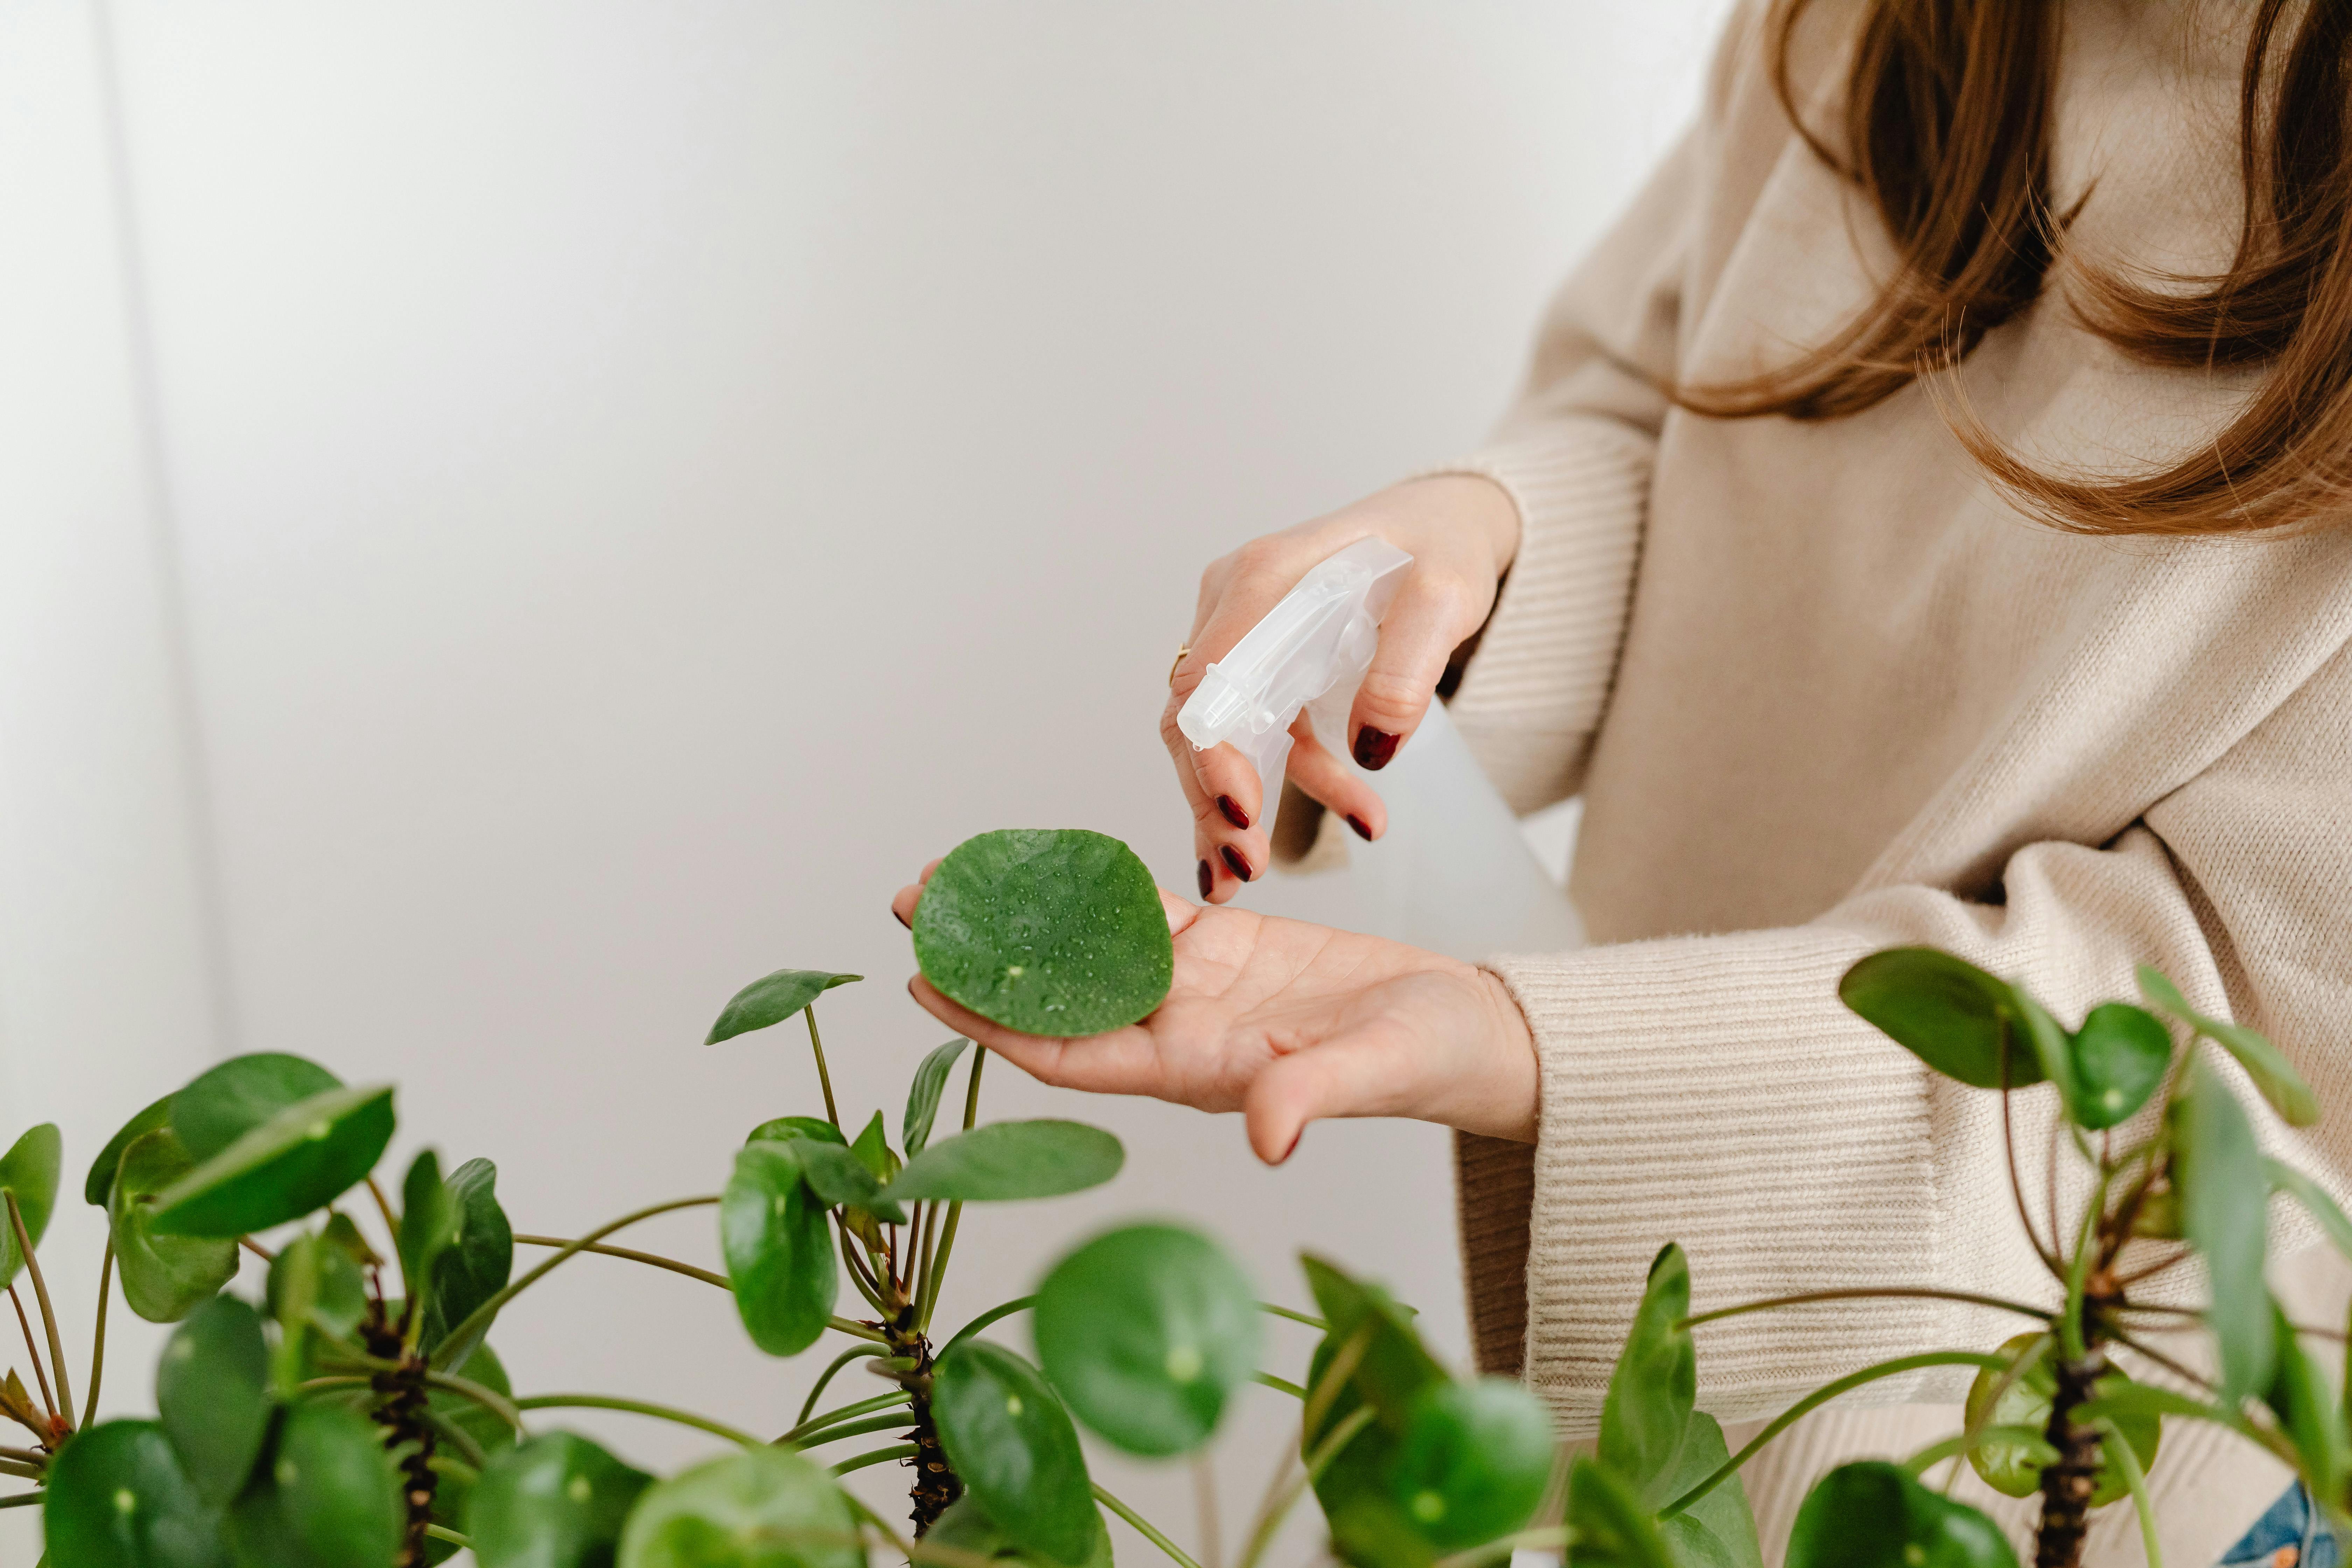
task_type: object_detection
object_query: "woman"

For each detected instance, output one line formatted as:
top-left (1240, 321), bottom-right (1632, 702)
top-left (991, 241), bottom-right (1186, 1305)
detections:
top-left (897, 0), bottom-right (2352, 1559)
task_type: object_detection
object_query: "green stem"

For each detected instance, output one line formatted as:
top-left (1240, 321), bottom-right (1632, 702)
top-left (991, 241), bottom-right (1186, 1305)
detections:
top-left (778, 1390), bottom-right (912, 1446)
top-left (911, 1202), bottom-right (941, 1321)
top-left (917, 1051), bottom-right (987, 1335)
top-left (2093, 1415), bottom-right (2162, 1568)
top-left (424, 1523), bottom-right (472, 1550)
top-left (424, 1408), bottom-right (490, 1471)
top-left (1096, 1481), bottom-right (1205, 1568)
top-left (515, 1393), bottom-right (759, 1447)
top-left (83, 1239), bottom-right (113, 1428)
top-left (0, 1493), bottom-right (36, 1509)
top-left (806, 1004), bottom-right (842, 1128)
top-left (0, 1459), bottom-right (42, 1481)
top-left (792, 1412), bottom-right (913, 1448)
top-left (1237, 1406), bottom-right (1375, 1568)
top-left (832, 1443), bottom-right (917, 1476)
top-left (6, 1192), bottom-right (71, 1432)
top-left (2059, 1172), bottom-right (2109, 1363)
top-left (1681, 1287), bottom-right (2053, 1330)
top-left (1900, 1425), bottom-right (2054, 1476)
top-left (797, 1344), bottom-right (889, 1425)
top-left (1256, 1303), bottom-right (1326, 1331)
top-left (424, 1371), bottom-right (527, 1436)
top-left (430, 1195), bottom-right (720, 1369)
top-left (1433, 1525), bottom-right (1574, 1568)
top-left (937, 1296), bottom-right (1036, 1364)
top-left (1253, 1373), bottom-right (1306, 1399)
top-left (839, 1225), bottom-right (889, 1314)
top-left (1658, 1352), bottom-right (2009, 1518)
top-left (7, 1284), bottom-right (57, 1427)
top-left (512, 1234), bottom-right (729, 1289)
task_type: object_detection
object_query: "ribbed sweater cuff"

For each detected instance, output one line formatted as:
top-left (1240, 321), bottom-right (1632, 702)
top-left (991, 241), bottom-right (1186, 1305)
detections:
top-left (1484, 926), bottom-right (1998, 1433)
top-left (1419, 422), bottom-right (1650, 814)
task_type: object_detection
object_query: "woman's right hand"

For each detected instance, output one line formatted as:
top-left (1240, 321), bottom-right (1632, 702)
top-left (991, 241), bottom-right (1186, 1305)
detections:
top-left (1162, 474), bottom-right (1520, 903)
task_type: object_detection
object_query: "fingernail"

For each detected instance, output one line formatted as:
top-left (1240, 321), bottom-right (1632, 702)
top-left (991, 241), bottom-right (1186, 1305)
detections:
top-left (1352, 726), bottom-right (1400, 770)
top-left (1217, 794), bottom-right (1251, 830)
top-left (1220, 845), bottom-right (1253, 882)
top-left (1196, 859), bottom-right (1214, 899)
top-left (1345, 813), bottom-right (1372, 841)
top-left (893, 906), bottom-right (911, 930)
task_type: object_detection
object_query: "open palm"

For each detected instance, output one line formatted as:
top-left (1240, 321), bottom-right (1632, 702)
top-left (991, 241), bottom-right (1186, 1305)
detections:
top-left (892, 868), bottom-right (1535, 1163)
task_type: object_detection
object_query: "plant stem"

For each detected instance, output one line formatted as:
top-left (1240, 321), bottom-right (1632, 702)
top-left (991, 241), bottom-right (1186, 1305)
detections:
top-left (914, 1052), bottom-right (987, 1336)
top-left (1900, 1424), bottom-right (2054, 1476)
top-left (1999, 1051), bottom-right (2062, 1275)
top-left (6, 1193), bottom-right (71, 1433)
top-left (0, 1458), bottom-right (42, 1480)
top-left (429, 1194), bottom-right (719, 1369)
top-left (806, 1004), bottom-right (842, 1128)
top-left (834, 1443), bottom-right (918, 1476)
top-left (2093, 1415), bottom-right (2162, 1568)
top-left (791, 1412), bottom-right (913, 1448)
top-left (911, 1202), bottom-right (940, 1320)
top-left (1432, 1526), bottom-right (1575, 1568)
top-left (1097, 1480), bottom-right (1206, 1568)
top-left (1252, 1374), bottom-right (1306, 1399)
top-left (1659, 1351), bottom-right (2009, 1518)
top-left (935, 1296), bottom-right (1035, 1364)
top-left (1681, 1287), bottom-right (2053, 1330)
top-left (1192, 1451), bottom-right (1224, 1568)
top-left (839, 1226), bottom-right (889, 1314)
top-left (83, 1239), bottom-right (113, 1428)
top-left (778, 1390), bottom-right (913, 1446)
top-left (238, 1236), bottom-right (276, 1263)
top-left (368, 1177), bottom-right (405, 1281)
top-left (6, 1286), bottom-right (56, 1428)
top-left (423, 1408), bottom-right (489, 1471)
top-left (0, 1492), bottom-right (41, 1509)
top-left (513, 1393), bottom-right (758, 1447)
top-left (423, 1524), bottom-right (472, 1550)
top-left (424, 1371), bottom-right (528, 1435)
top-left (512, 1234), bottom-right (729, 1289)
top-left (2035, 1347), bottom-right (2108, 1566)
top-left (2059, 1173), bottom-right (2110, 1364)
top-left (1236, 1406), bottom-right (1374, 1568)
top-left (1255, 1303), bottom-right (1326, 1330)
top-left (797, 1344), bottom-right (889, 1426)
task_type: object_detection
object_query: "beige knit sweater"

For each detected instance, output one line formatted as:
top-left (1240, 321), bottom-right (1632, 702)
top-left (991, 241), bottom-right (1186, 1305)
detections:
top-left (1419, 1), bottom-right (2352, 1561)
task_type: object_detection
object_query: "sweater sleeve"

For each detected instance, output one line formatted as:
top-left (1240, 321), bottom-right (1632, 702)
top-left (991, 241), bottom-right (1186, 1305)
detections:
top-left (1489, 635), bottom-right (2352, 1433)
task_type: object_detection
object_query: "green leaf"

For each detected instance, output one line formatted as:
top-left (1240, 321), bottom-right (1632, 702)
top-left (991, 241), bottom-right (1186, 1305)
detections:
top-left (470, 1429), bottom-right (653, 1568)
top-left (848, 1111), bottom-right (896, 1182)
top-left (912, 828), bottom-right (1174, 1037)
top-left (108, 1129), bottom-right (239, 1323)
top-left (172, 1053), bottom-right (343, 1163)
top-left (268, 1228), bottom-right (370, 1343)
top-left (747, 1118), bottom-right (843, 1149)
top-left (2067, 1003), bottom-right (2172, 1131)
top-left (616, 1444), bottom-right (861, 1568)
top-left (2264, 1301), bottom-right (2345, 1500)
top-left (2010, 993), bottom-right (2082, 1124)
top-left (2269, 1158), bottom-right (2352, 1259)
top-left (933, 1340), bottom-right (1098, 1567)
top-left (885, 1121), bottom-right (1123, 1204)
top-left (1034, 1222), bottom-right (1259, 1457)
top-left (930, 1493), bottom-right (1113, 1568)
top-left (904, 1039), bottom-right (971, 1158)
top-left (0, 1122), bottom-right (62, 1287)
top-left (706, 970), bottom-right (862, 1046)
top-left (721, 1142), bottom-right (837, 1357)
top-left (1598, 1243), bottom-right (1695, 1502)
top-left (42, 1419), bottom-right (228, 1568)
top-left (2174, 1056), bottom-right (2274, 1402)
top-left (1655, 1416), bottom-right (1762, 1568)
top-left (150, 1083), bottom-right (397, 1238)
top-left (1960, 1333), bottom-right (2155, 1507)
top-left (791, 1139), bottom-right (907, 1226)
top-left (1300, 1256), bottom-right (1447, 1533)
top-left (322, 1210), bottom-right (381, 1268)
top-left (87, 1094), bottom-right (174, 1206)
top-left (1783, 1463), bottom-right (2017, 1568)
top-left (2138, 966), bottom-right (2318, 1127)
top-left (1565, 1458), bottom-right (1674, 1568)
top-left (427, 1339), bottom-right (517, 1457)
top-left (1389, 1379), bottom-right (1555, 1548)
top-left (225, 1401), bottom-right (405, 1568)
top-left (422, 1156), bottom-right (514, 1365)
top-left (156, 1294), bottom-right (272, 1508)
top-left (1838, 949), bottom-right (2041, 1092)
top-left (399, 1148), bottom-right (460, 1308)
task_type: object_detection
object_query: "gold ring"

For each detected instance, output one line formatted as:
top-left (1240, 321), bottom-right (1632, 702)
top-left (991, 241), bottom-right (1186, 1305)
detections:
top-left (1168, 644), bottom-right (1192, 687)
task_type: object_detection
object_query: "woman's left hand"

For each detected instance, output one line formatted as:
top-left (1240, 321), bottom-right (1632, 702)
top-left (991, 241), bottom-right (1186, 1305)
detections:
top-left (892, 863), bottom-right (1538, 1163)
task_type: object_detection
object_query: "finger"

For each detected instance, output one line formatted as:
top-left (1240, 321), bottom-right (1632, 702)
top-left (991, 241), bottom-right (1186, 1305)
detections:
top-left (1182, 742), bottom-right (1269, 894)
top-left (1281, 711), bottom-right (1384, 840)
top-left (905, 975), bottom-right (1168, 1097)
top-left (891, 858), bottom-right (952, 929)
top-left (1240, 1017), bottom-right (1427, 1164)
top-left (1160, 700), bottom-right (1240, 904)
top-left (1346, 569), bottom-right (1489, 771)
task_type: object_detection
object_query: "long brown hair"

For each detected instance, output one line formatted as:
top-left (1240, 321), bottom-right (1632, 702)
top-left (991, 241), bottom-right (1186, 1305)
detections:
top-left (1682, 0), bottom-right (2352, 536)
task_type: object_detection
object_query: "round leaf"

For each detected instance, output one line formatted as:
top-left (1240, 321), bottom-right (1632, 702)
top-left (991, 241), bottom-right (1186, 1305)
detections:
top-left (172, 1053), bottom-right (343, 1163)
top-left (721, 1143), bottom-right (837, 1357)
top-left (1785, 1462), bottom-right (2018, 1568)
top-left (932, 1340), bottom-right (1098, 1567)
top-left (422, 1156), bottom-right (514, 1365)
top-left (110, 1130), bottom-right (240, 1324)
top-left (157, 1294), bottom-right (273, 1507)
top-left (150, 1083), bottom-right (396, 1238)
top-left (225, 1401), bottom-right (405, 1568)
top-left (1034, 1223), bottom-right (1258, 1456)
top-left (930, 1494), bottom-right (1114, 1568)
top-left (0, 1121), bottom-right (63, 1287)
top-left (1962, 1334), bottom-right (2154, 1506)
top-left (88, 1094), bottom-right (174, 1206)
top-left (1839, 949), bottom-right (2041, 1091)
top-left (707, 970), bottom-right (862, 1046)
top-left (885, 1121), bottom-right (1123, 1204)
top-left (912, 829), bottom-right (1173, 1036)
top-left (268, 1228), bottom-right (371, 1344)
top-left (2069, 1003), bottom-right (2172, 1131)
top-left (43, 1419), bottom-right (228, 1568)
top-left (1390, 1380), bottom-right (1555, 1548)
top-left (471, 1429), bottom-right (653, 1568)
top-left (616, 1445), bottom-right (861, 1568)
top-left (747, 1118), bottom-right (843, 1148)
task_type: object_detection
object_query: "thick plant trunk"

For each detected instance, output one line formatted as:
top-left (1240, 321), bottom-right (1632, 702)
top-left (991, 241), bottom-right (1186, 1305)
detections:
top-left (363, 1315), bottom-right (439, 1568)
top-left (2035, 1349), bottom-right (2107, 1568)
top-left (889, 1317), bottom-right (962, 1536)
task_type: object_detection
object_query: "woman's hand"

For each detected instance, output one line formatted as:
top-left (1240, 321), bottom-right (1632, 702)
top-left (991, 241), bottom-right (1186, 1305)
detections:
top-left (892, 864), bottom-right (1538, 1163)
top-left (1165, 475), bottom-right (1519, 902)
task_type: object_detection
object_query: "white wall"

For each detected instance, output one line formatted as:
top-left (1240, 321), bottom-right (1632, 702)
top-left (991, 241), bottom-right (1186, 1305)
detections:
top-left (0, 1), bottom-right (1731, 1557)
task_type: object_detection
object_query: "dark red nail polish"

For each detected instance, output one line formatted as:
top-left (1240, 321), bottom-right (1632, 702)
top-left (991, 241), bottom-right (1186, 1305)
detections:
top-left (1196, 859), bottom-right (1214, 899)
top-left (893, 906), bottom-right (911, 929)
top-left (1345, 813), bottom-right (1372, 841)
top-left (1220, 845), bottom-right (1253, 882)
top-left (1217, 794), bottom-right (1251, 830)
top-left (1353, 726), bottom-right (1400, 770)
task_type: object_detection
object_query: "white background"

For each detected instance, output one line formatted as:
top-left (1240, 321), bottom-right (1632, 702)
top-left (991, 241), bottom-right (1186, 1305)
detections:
top-left (0, 1), bottom-right (1730, 1558)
